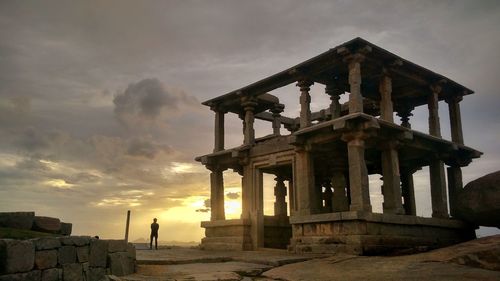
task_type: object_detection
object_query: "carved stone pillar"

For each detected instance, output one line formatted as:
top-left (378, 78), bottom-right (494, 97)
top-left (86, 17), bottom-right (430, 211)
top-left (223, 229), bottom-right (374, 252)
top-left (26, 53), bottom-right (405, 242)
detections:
top-left (242, 98), bottom-right (258, 145)
top-left (342, 132), bottom-right (372, 212)
top-left (379, 74), bottom-right (394, 122)
top-left (325, 83), bottom-right (342, 119)
top-left (212, 107), bottom-right (226, 152)
top-left (331, 167), bottom-right (349, 212)
top-left (400, 167), bottom-right (417, 216)
top-left (295, 145), bottom-right (320, 215)
top-left (297, 79), bottom-right (313, 128)
top-left (381, 141), bottom-right (404, 214)
top-left (396, 106), bottom-right (414, 129)
top-left (430, 158), bottom-right (449, 218)
top-left (274, 176), bottom-right (288, 217)
top-left (208, 165), bottom-right (225, 221)
top-left (271, 104), bottom-right (284, 135)
top-left (447, 165), bottom-right (463, 218)
top-left (347, 55), bottom-right (364, 114)
top-left (428, 85), bottom-right (442, 137)
top-left (446, 96), bottom-right (464, 144)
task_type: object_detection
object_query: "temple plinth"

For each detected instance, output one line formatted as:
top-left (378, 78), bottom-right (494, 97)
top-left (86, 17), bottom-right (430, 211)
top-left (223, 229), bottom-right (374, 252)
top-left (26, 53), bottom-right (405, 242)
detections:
top-left (196, 38), bottom-right (482, 255)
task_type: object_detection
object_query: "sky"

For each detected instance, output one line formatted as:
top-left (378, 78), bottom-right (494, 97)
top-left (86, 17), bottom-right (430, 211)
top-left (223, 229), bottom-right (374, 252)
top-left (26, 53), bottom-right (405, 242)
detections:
top-left (1, 0), bottom-right (499, 242)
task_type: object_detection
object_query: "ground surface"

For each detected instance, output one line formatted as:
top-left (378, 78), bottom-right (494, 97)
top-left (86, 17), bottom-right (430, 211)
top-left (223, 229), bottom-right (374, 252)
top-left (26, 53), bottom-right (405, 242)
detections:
top-left (119, 235), bottom-right (500, 281)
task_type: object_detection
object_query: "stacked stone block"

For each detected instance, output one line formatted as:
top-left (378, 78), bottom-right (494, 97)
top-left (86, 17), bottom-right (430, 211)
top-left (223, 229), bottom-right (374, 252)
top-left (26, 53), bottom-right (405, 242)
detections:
top-left (0, 212), bottom-right (72, 236)
top-left (0, 237), bottom-right (136, 281)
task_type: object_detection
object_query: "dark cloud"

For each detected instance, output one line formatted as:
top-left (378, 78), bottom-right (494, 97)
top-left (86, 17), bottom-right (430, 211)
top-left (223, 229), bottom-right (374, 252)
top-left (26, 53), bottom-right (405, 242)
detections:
top-left (113, 78), bottom-right (198, 128)
top-left (226, 192), bottom-right (240, 200)
top-left (126, 137), bottom-right (172, 159)
top-left (196, 199), bottom-right (211, 213)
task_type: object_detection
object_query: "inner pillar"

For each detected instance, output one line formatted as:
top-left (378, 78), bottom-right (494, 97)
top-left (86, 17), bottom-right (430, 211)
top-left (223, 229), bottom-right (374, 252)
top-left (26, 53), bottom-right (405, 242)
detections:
top-left (400, 167), bottom-right (417, 216)
top-left (325, 82), bottom-right (342, 119)
top-left (208, 165), bottom-right (225, 221)
top-left (271, 104), bottom-right (284, 135)
top-left (381, 141), bottom-right (404, 214)
top-left (322, 180), bottom-right (333, 212)
top-left (212, 107), bottom-right (226, 152)
top-left (331, 164), bottom-right (349, 212)
top-left (274, 176), bottom-right (288, 217)
top-left (428, 85), bottom-right (442, 137)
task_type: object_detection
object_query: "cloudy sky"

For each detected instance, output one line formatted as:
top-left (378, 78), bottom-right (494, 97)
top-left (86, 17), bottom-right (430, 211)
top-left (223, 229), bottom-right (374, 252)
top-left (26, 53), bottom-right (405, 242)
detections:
top-left (1, 1), bottom-right (499, 242)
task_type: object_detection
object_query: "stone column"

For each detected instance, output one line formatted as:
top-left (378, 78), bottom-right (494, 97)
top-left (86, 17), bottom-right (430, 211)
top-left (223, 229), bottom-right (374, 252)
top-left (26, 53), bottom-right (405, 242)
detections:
top-left (381, 141), bottom-right (404, 214)
top-left (396, 106), bottom-right (414, 129)
top-left (295, 146), bottom-right (320, 215)
top-left (447, 165), bottom-right (463, 218)
top-left (347, 55), bottom-right (364, 114)
top-left (446, 96), bottom-right (464, 144)
top-left (274, 176), bottom-right (288, 217)
top-left (379, 74), bottom-right (394, 122)
top-left (325, 83), bottom-right (342, 119)
top-left (428, 85), bottom-right (442, 137)
top-left (400, 167), bottom-right (417, 216)
top-left (297, 79), bottom-right (313, 128)
top-left (208, 165), bottom-right (225, 221)
top-left (430, 158), bottom-right (449, 218)
top-left (288, 178), bottom-right (295, 216)
top-left (271, 104), bottom-right (284, 135)
top-left (212, 108), bottom-right (226, 152)
top-left (322, 181), bottom-right (333, 212)
top-left (241, 162), bottom-right (252, 220)
top-left (342, 132), bottom-right (372, 212)
top-left (242, 98), bottom-right (258, 145)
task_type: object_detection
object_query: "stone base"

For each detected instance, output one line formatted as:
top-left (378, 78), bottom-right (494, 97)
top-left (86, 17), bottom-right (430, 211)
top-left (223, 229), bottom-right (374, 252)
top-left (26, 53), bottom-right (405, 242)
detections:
top-left (264, 216), bottom-right (292, 249)
top-left (289, 211), bottom-right (476, 255)
top-left (200, 219), bottom-right (252, 251)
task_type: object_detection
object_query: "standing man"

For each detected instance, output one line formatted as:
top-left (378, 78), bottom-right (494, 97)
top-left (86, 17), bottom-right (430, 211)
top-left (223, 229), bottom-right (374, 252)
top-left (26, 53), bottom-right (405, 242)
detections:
top-left (150, 218), bottom-right (159, 250)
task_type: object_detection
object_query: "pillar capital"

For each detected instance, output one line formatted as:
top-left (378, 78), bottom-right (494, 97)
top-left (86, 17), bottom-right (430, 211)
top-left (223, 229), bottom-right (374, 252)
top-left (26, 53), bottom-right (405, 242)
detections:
top-left (270, 103), bottom-right (285, 115)
top-left (210, 104), bottom-right (228, 114)
top-left (296, 79), bottom-right (314, 90)
top-left (445, 95), bottom-right (463, 104)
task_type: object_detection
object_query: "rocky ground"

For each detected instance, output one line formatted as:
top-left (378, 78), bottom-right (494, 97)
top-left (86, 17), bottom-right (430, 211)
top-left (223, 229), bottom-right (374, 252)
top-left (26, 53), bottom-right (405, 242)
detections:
top-left (116, 235), bottom-right (500, 281)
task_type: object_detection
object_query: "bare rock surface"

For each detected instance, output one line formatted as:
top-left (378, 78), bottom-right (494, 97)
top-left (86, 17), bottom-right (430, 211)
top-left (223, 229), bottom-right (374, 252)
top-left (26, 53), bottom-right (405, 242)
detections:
top-left (456, 170), bottom-right (500, 227)
top-left (123, 235), bottom-right (500, 281)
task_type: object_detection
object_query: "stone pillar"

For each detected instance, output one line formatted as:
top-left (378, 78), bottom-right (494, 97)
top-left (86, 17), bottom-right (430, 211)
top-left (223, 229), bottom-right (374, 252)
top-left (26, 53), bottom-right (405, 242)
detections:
top-left (379, 74), bottom-right (394, 122)
top-left (446, 96), bottom-right (464, 144)
top-left (331, 167), bottom-right (349, 212)
top-left (325, 83), bottom-right (342, 119)
top-left (342, 132), bottom-right (372, 212)
top-left (212, 108), bottom-right (226, 152)
top-left (288, 178), bottom-right (295, 215)
top-left (400, 168), bottom-right (417, 216)
top-left (430, 159), bottom-right (449, 218)
top-left (347, 55), bottom-right (364, 114)
top-left (271, 104), bottom-right (284, 135)
top-left (241, 163), bottom-right (252, 220)
top-left (297, 79), bottom-right (313, 128)
top-left (242, 98), bottom-right (258, 145)
top-left (274, 176), bottom-right (288, 217)
top-left (396, 106), bottom-right (414, 129)
top-left (323, 181), bottom-right (333, 212)
top-left (295, 146), bottom-right (320, 215)
top-left (428, 85), bottom-right (442, 137)
top-left (447, 166), bottom-right (463, 218)
top-left (381, 141), bottom-right (404, 214)
top-left (208, 165), bottom-right (225, 221)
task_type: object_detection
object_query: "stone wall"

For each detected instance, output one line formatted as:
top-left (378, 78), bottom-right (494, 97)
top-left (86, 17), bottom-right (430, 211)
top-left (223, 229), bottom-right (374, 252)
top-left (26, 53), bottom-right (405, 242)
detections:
top-left (0, 212), bottom-right (72, 236)
top-left (0, 237), bottom-right (136, 281)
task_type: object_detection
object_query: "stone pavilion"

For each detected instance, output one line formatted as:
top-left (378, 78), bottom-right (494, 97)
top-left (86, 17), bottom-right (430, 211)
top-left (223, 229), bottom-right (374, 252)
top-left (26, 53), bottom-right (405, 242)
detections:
top-left (195, 37), bottom-right (482, 254)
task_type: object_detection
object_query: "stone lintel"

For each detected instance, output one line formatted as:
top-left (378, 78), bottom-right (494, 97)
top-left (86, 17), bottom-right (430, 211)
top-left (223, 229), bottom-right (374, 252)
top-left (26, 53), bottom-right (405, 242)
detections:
top-left (289, 211), bottom-right (470, 229)
top-left (201, 219), bottom-right (251, 228)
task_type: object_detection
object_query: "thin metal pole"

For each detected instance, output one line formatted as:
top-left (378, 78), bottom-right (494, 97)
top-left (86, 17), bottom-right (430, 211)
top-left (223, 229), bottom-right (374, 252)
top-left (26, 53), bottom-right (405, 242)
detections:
top-left (125, 210), bottom-right (131, 243)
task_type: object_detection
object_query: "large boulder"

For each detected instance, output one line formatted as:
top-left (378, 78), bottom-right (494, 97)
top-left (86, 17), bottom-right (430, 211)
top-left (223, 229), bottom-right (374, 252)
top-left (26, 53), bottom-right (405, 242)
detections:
top-left (0, 239), bottom-right (35, 274)
top-left (0, 212), bottom-right (35, 230)
top-left (32, 216), bottom-right (61, 233)
top-left (455, 171), bottom-right (500, 227)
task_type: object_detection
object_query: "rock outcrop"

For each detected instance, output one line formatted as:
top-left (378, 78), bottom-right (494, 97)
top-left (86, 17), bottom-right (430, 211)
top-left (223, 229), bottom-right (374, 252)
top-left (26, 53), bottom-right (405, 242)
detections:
top-left (455, 171), bottom-right (500, 227)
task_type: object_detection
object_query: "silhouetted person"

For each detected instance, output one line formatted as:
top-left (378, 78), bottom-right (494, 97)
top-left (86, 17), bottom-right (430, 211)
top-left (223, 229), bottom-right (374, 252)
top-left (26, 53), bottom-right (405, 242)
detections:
top-left (150, 218), bottom-right (159, 250)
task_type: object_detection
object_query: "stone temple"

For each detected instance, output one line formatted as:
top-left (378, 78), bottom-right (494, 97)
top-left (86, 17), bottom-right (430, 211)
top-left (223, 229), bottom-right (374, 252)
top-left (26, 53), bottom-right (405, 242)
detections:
top-left (195, 37), bottom-right (482, 254)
